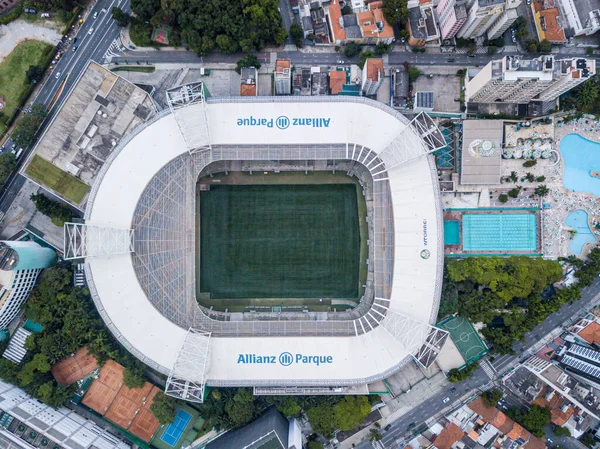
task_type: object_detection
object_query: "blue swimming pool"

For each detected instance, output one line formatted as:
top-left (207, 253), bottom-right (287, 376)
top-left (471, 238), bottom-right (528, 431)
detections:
top-left (462, 213), bottom-right (537, 252)
top-left (565, 209), bottom-right (596, 255)
top-left (560, 133), bottom-right (600, 196)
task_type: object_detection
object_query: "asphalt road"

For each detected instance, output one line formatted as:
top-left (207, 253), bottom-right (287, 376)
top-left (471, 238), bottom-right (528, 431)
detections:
top-left (0, 0), bottom-right (123, 216)
top-left (356, 277), bottom-right (600, 449)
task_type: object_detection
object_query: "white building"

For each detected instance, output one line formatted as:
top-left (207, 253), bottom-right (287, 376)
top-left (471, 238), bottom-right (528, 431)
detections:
top-left (0, 379), bottom-right (131, 449)
top-left (556, 0), bottom-right (600, 37)
top-left (486, 0), bottom-right (521, 39)
top-left (361, 58), bottom-right (384, 96)
top-left (466, 56), bottom-right (596, 104)
top-left (457, 0), bottom-right (506, 39)
top-left (436, 0), bottom-right (468, 40)
top-left (274, 59), bottom-right (292, 95)
top-left (0, 241), bottom-right (56, 330)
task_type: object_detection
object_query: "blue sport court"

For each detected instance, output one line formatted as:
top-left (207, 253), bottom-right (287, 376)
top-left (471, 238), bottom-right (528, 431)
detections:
top-left (462, 213), bottom-right (537, 252)
top-left (160, 409), bottom-right (192, 447)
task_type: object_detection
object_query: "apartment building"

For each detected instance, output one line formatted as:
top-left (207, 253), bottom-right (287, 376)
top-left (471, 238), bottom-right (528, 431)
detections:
top-left (556, 0), bottom-right (600, 37)
top-left (328, 0), bottom-right (394, 45)
top-left (457, 0), bottom-right (505, 39)
top-left (436, 0), bottom-right (468, 39)
top-left (407, 0), bottom-right (441, 45)
top-left (361, 58), bottom-right (384, 96)
top-left (275, 59), bottom-right (292, 95)
top-left (466, 56), bottom-right (596, 104)
top-left (486, 0), bottom-right (521, 39)
top-left (0, 240), bottom-right (56, 330)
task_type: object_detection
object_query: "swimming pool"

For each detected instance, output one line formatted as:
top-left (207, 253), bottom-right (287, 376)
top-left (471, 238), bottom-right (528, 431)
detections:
top-left (565, 209), bottom-right (595, 255)
top-left (444, 221), bottom-right (460, 245)
top-left (560, 133), bottom-right (600, 196)
top-left (462, 213), bottom-right (537, 252)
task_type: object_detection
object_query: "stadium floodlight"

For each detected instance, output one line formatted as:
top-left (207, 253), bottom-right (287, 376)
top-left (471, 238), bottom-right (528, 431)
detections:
top-left (63, 223), bottom-right (134, 260)
top-left (165, 329), bottom-right (211, 403)
top-left (166, 82), bottom-right (211, 154)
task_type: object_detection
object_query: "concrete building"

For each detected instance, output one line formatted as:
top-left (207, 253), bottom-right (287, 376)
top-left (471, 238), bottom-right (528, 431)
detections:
top-left (407, 0), bottom-right (441, 45)
top-left (328, 0), bottom-right (394, 45)
top-left (361, 58), bottom-right (384, 96)
top-left (556, 0), bottom-right (600, 37)
top-left (0, 379), bottom-right (131, 449)
top-left (457, 0), bottom-right (506, 39)
top-left (533, 4), bottom-right (567, 43)
top-left (0, 240), bottom-right (56, 330)
top-left (240, 67), bottom-right (258, 96)
top-left (274, 60), bottom-right (291, 95)
top-left (486, 0), bottom-right (521, 40)
top-left (436, 0), bottom-right (468, 40)
top-left (466, 56), bottom-right (596, 104)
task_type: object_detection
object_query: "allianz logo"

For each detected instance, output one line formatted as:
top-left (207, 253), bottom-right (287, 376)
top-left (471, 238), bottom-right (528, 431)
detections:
top-left (236, 116), bottom-right (331, 129)
top-left (237, 352), bottom-right (334, 366)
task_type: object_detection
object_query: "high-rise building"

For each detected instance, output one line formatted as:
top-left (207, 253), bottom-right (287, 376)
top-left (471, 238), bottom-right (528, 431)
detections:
top-left (436, 0), bottom-right (468, 39)
top-left (0, 240), bottom-right (56, 330)
top-left (457, 0), bottom-right (505, 39)
top-left (274, 59), bottom-right (291, 95)
top-left (361, 58), bottom-right (384, 96)
top-left (486, 0), bottom-right (521, 39)
top-left (466, 56), bottom-right (596, 104)
top-left (556, 0), bottom-right (600, 37)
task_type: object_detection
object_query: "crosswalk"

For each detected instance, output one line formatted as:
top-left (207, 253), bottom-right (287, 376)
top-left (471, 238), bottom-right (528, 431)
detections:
top-left (103, 37), bottom-right (125, 62)
top-left (480, 360), bottom-right (497, 379)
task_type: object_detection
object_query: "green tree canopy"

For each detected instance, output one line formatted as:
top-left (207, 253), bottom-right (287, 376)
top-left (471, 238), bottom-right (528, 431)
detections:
top-left (0, 153), bottom-right (17, 186)
top-left (12, 103), bottom-right (47, 148)
top-left (30, 193), bottom-right (73, 226)
top-left (111, 7), bottom-right (131, 27)
top-left (482, 389), bottom-right (503, 407)
top-left (382, 0), bottom-right (408, 26)
top-left (235, 54), bottom-right (262, 74)
top-left (150, 392), bottom-right (177, 424)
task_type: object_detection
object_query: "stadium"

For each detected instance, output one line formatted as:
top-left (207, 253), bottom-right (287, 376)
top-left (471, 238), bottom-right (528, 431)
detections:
top-left (64, 82), bottom-right (449, 402)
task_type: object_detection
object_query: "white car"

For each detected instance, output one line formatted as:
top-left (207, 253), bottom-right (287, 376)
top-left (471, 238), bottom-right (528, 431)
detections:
top-left (93, 11), bottom-right (98, 19)
top-left (443, 397), bottom-right (450, 404)
top-left (55, 71), bottom-right (61, 79)
top-left (88, 27), bottom-right (94, 35)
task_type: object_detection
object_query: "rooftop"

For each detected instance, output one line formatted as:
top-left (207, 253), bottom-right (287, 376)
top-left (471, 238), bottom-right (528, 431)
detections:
top-left (433, 423), bottom-right (465, 449)
top-left (22, 62), bottom-right (156, 207)
top-left (534, 6), bottom-right (567, 43)
top-left (328, 0), bottom-right (346, 41)
top-left (365, 58), bottom-right (384, 82)
top-left (578, 321), bottom-right (600, 346)
top-left (329, 70), bottom-right (346, 94)
top-left (460, 120), bottom-right (503, 185)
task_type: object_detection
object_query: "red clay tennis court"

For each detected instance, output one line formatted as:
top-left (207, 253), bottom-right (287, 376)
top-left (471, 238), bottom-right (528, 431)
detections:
top-left (51, 347), bottom-right (99, 386)
top-left (82, 361), bottom-right (161, 442)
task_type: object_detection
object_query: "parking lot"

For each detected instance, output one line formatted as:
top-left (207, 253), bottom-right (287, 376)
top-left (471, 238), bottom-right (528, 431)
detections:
top-left (413, 70), bottom-right (462, 113)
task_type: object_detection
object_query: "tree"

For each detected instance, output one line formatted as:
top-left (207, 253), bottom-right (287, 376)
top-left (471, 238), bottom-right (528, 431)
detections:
top-left (580, 433), bottom-right (596, 448)
top-left (487, 45), bottom-right (497, 54)
top-left (235, 54), bottom-right (261, 74)
top-left (538, 39), bottom-right (551, 53)
top-left (306, 403), bottom-right (336, 436)
top-left (520, 405), bottom-right (551, 437)
top-left (408, 67), bottom-right (421, 83)
top-left (508, 186), bottom-right (521, 198)
top-left (216, 35), bottom-right (236, 54)
top-left (369, 428), bottom-right (383, 442)
top-left (131, 0), bottom-right (160, 21)
top-left (333, 396), bottom-right (371, 431)
top-left (577, 79), bottom-right (599, 113)
top-left (150, 391), bottom-right (177, 424)
top-left (290, 23), bottom-right (304, 47)
top-left (0, 153), bottom-right (17, 186)
top-left (307, 442), bottom-right (324, 449)
top-left (26, 65), bottom-right (45, 83)
top-left (467, 42), bottom-right (477, 55)
top-left (523, 160), bottom-right (537, 167)
top-left (382, 0), bottom-right (408, 25)
top-left (357, 51), bottom-right (375, 69)
top-left (344, 41), bottom-right (360, 57)
top-left (341, 5), bottom-right (352, 14)
top-left (525, 172), bottom-right (535, 182)
top-left (12, 103), bottom-right (47, 148)
top-left (482, 389), bottom-right (503, 407)
top-left (527, 41), bottom-right (538, 53)
top-left (375, 42), bottom-right (390, 55)
top-left (30, 193), bottom-right (72, 226)
top-left (123, 365), bottom-right (146, 388)
top-left (554, 426), bottom-right (571, 437)
top-left (448, 363), bottom-right (478, 383)
top-left (111, 7), bottom-right (131, 27)
top-left (534, 184), bottom-right (549, 197)
top-left (516, 26), bottom-right (528, 39)
top-left (498, 194), bottom-right (508, 203)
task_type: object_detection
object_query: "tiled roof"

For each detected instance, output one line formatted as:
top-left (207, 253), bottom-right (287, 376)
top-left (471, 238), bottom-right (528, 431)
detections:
top-left (276, 59), bottom-right (290, 73)
top-left (434, 423), bottom-right (466, 449)
top-left (468, 397), bottom-right (499, 422)
top-left (535, 7), bottom-right (567, 43)
top-left (578, 321), bottom-right (600, 345)
top-left (329, 0), bottom-right (346, 41)
top-left (329, 70), bottom-right (346, 94)
top-left (241, 84), bottom-right (257, 96)
top-left (365, 58), bottom-right (384, 82)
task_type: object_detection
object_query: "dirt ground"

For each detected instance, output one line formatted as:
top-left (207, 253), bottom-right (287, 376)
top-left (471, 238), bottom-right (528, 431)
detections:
top-left (0, 19), bottom-right (61, 62)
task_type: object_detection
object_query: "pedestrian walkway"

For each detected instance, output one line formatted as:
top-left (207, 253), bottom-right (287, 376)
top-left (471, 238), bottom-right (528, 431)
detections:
top-left (480, 359), bottom-right (497, 379)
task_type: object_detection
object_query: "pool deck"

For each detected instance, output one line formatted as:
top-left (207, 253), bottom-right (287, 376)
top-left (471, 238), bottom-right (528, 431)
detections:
top-left (443, 115), bottom-right (600, 260)
top-left (444, 209), bottom-right (542, 256)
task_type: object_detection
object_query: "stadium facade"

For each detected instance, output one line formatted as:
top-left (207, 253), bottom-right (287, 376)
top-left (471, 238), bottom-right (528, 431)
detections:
top-left (64, 83), bottom-right (448, 402)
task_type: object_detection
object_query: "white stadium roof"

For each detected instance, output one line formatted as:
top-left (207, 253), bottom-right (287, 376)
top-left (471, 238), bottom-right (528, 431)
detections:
top-left (68, 89), bottom-right (447, 401)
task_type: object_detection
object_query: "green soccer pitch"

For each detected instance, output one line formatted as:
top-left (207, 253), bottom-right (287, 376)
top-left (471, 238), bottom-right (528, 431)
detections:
top-left (198, 183), bottom-right (361, 303)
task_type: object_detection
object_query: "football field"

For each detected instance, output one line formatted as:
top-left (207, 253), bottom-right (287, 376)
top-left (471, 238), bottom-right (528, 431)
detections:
top-left (199, 184), bottom-right (360, 300)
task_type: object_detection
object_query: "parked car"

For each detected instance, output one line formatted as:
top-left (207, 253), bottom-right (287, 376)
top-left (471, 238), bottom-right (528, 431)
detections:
top-left (55, 71), bottom-right (61, 79)
top-left (407, 423), bottom-right (416, 429)
top-left (93, 11), bottom-right (98, 19)
top-left (450, 387), bottom-right (456, 392)
top-left (88, 27), bottom-right (94, 34)
top-left (72, 45), bottom-right (78, 52)
top-left (384, 424), bottom-right (392, 431)
top-left (40, 12), bottom-right (50, 18)
top-left (447, 58), bottom-right (455, 62)
top-left (443, 397), bottom-right (450, 403)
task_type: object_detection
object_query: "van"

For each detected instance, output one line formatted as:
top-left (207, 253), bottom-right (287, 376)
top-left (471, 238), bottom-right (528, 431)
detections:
top-left (15, 148), bottom-right (23, 159)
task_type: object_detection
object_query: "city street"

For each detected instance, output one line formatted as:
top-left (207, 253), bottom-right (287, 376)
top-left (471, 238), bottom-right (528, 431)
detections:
top-left (356, 277), bottom-right (600, 449)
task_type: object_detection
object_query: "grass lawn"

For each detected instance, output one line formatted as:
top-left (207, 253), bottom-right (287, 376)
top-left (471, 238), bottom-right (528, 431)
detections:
top-left (25, 155), bottom-right (89, 204)
top-left (112, 66), bottom-right (156, 73)
top-left (0, 40), bottom-right (54, 133)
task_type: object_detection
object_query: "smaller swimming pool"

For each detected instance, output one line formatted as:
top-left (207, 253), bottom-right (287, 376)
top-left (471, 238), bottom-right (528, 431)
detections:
top-left (444, 221), bottom-right (460, 245)
top-left (565, 209), bottom-right (596, 255)
top-left (560, 134), bottom-right (600, 196)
